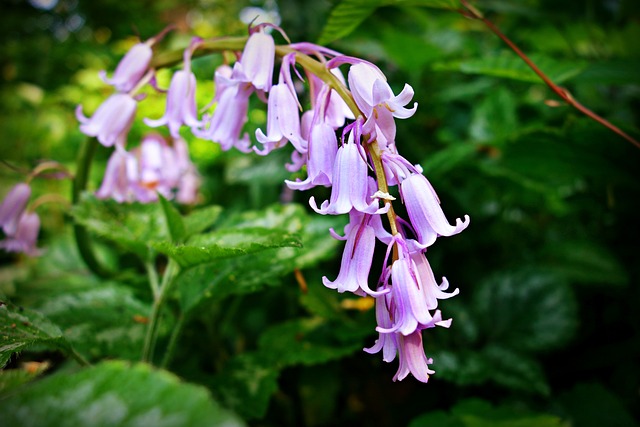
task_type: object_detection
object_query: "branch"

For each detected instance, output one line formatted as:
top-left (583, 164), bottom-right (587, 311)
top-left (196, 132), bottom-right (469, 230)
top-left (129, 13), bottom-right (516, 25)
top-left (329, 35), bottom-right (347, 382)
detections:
top-left (460, 0), bottom-right (640, 149)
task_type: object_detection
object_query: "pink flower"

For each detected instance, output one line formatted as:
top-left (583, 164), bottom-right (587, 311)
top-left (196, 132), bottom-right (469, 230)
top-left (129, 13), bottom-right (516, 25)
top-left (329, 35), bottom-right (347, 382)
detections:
top-left (401, 173), bottom-right (470, 248)
top-left (99, 43), bottom-right (153, 93)
top-left (0, 183), bottom-right (31, 236)
top-left (96, 146), bottom-right (137, 202)
top-left (76, 94), bottom-right (137, 147)
top-left (0, 212), bottom-right (41, 256)
top-left (232, 31), bottom-right (275, 92)
top-left (145, 41), bottom-right (201, 137)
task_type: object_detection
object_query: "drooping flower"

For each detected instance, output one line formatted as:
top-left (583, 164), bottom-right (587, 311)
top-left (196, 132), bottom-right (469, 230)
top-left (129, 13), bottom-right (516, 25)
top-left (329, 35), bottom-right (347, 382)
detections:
top-left (194, 64), bottom-right (253, 152)
top-left (348, 62), bottom-right (417, 143)
top-left (322, 211), bottom-right (388, 296)
top-left (309, 131), bottom-right (389, 215)
top-left (232, 30), bottom-right (275, 92)
top-left (96, 146), bottom-right (137, 202)
top-left (255, 53), bottom-right (305, 155)
top-left (144, 39), bottom-right (201, 137)
top-left (401, 173), bottom-right (470, 248)
top-left (99, 42), bottom-right (153, 93)
top-left (76, 93), bottom-right (137, 147)
top-left (0, 183), bottom-right (31, 236)
top-left (0, 211), bottom-right (41, 256)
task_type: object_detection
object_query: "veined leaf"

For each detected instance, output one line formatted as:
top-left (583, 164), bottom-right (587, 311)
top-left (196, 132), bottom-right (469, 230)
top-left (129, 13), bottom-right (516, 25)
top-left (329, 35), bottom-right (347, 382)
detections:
top-left (159, 195), bottom-right (186, 243)
top-left (0, 302), bottom-right (73, 367)
top-left (319, 0), bottom-right (458, 44)
top-left (433, 52), bottom-right (587, 84)
top-left (152, 227), bottom-right (302, 269)
top-left (0, 361), bottom-right (244, 427)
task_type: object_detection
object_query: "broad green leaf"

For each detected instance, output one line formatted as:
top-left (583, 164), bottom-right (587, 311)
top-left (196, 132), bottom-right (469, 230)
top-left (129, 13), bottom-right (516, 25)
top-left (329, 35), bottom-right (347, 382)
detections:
top-left (482, 345), bottom-right (550, 396)
top-left (257, 318), bottom-right (363, 367)
top-left (410, 399), bottom-right (567, 427)
top-left (432, 52), bottom-right (587, 84)
top-left (0, 302), bottom-right (73, 367)
top-left (152, 227), bottom-right (302, 269)
top-left (182, 205), bottom-right (222, 237)
top-left (71, 193), bottom-right (168, 258)
top-left (473, 269), bottom-right (577, 352)
top-left (159, 194), bottom-right (186, 243)
top-left (0, 361), bottom-right (244, 427)
top-left (469, 86), bottom-right (518, 144)
top-left (176, 204), bottom-right (343, 315)
top-left (35, 283), bottom-right (151, 361)
top-left (211, 353), bottom-right (279, 420)
top-left (318, 0), bottom-right (457, 44)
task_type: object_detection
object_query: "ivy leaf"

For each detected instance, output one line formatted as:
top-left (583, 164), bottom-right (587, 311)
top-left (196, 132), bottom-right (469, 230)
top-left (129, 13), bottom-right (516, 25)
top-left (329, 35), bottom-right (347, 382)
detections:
top-left (0, 361), bottom-right (244, 427)
top-left (152, 227), bottom-right (302, 269)
top-left (35, 283), bottom-right (151, 361)
top-left (71, 193), bottom-right (168, 258)
top-left (319, 0), bottom-right (458, 44)
top-left (0, 302), bottom-right (73, 368)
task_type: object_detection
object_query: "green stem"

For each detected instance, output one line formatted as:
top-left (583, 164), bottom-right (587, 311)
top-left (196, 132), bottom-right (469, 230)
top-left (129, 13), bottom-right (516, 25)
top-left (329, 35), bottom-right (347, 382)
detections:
top-left (72, 138), bottom-right (113, 279)
top-left (68, 346), bottom-right (91, 367)
top-left (145, 257), bottom-right (160, 300)
top-left (141, 259), bottom-right (180, 363)
top-left (160, 313), bottom-right (184, 369)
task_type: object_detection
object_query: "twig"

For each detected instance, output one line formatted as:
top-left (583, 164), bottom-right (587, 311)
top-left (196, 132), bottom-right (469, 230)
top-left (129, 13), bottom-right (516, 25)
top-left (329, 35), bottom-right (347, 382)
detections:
top-left (459, 0), bottom-right (640, 149)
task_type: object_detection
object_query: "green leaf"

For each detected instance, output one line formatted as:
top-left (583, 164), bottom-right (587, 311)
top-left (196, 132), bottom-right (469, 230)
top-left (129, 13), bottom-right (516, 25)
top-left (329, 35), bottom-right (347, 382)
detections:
top-left (410, 399), bottom-right (567, 427)
top-left (211, 353), bottom-right (279, 420)
top-left (176, 204), bottom-right (343, 315)
top-left (159, 194), bottom-right (186, 243)
top-left (0, 363), bottom-right (48, 396)
top-left (540, 239), bottom-right (628, 287)
top-left (432, 52), bottom-right (587, 84)
top-left (0, 361), bottom-right (244, 427)
top-left (71, 193), bottom-right (168, 258)
top-left (152, 227), bottom-right (302, 269)
top-left (558, 383), bottom-right (638, 427)
top-left (482, 345), bottom-right (550, 396)
top-left (35, 283), bottom-right (151, 361)
top-left (318, 0), bottom-right (457, 44)
top-left (473, 269), bottom-right (578, 352)
top-left (0, 302), bottom-right (72, 367)
top-left (469, 86), bottom-right (518, 144)
top-left (257, 318), bottom-right (363, 367)
top-left (182, 205), bottom-right (222, 237)
top-left (318, 0), bottom-right (379, 45)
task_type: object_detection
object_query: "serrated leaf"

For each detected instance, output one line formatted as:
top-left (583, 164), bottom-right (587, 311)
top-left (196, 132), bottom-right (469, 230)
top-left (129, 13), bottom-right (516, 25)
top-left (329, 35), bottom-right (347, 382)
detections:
top-left (0, 361), bottom-right (244, 427)
top-left (71, 193), bottom-right (168, 258)
top-left (152, 227), bottom-right (302, 269)
top-left (35, 283), bottom-right (151, 361)
top-left (0, 303), bottom-right (72, 367)
top-left (211, 353), bottom-right (279, 420)
top-left (319, 0), bottom-right (457, 45)
top-left (473, 269), bottom-right (577, 352)
top-left (433, 52), bottom-right (587, 84)
top-left (176, 204), bottom-right (343, 315)
top-left (159, 195), bottom-right (186, 243)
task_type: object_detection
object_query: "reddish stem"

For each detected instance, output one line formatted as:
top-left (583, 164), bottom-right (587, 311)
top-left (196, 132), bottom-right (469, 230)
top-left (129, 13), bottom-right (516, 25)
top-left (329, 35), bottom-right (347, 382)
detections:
top-left (460, 0), bottom-right (640, 149)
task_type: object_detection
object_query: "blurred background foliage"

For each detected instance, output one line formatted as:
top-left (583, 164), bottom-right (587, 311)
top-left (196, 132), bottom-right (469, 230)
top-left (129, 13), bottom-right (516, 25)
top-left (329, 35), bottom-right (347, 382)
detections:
top-left (1, 0), bottom-right (639, 426)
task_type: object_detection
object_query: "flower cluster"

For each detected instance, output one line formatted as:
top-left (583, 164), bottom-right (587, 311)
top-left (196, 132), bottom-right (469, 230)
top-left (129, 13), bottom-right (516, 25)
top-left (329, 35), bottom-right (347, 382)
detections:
top-left (77, 34), bottom-right (200, 204)
top-left (76, 25), bottom-right (469, 382)
top-left (0, 183), bottom-right (41, 256)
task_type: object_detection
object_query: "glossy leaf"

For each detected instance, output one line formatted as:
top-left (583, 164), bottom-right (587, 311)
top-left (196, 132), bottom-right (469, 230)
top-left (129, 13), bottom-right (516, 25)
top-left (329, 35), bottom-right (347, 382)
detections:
top-left (0, 361), bottom-right (244, 427)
